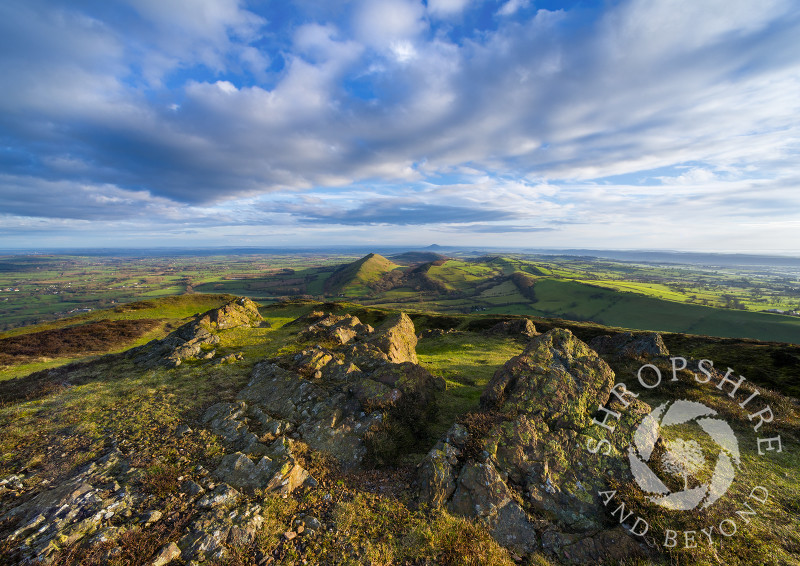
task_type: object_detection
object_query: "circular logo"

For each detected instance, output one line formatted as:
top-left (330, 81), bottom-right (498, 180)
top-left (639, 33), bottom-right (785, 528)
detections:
top-left (628, 399), bottom-right (740, 511)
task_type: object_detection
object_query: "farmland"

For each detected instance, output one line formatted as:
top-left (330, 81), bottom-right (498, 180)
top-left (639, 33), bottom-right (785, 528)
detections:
top-left (2, 250), bottom-right (800, 343)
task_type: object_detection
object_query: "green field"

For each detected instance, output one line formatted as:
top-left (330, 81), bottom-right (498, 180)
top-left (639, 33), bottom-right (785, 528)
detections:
top-left (2, 251), bottom-right (800, 344)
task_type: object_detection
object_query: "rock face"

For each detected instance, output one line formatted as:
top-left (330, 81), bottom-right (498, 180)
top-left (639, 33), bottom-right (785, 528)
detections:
top-left (128, 297), bottom-right (264, 368)
top-left (1, 450), bottom-right (136, 564)
top-left (0, 447), bottom-right (268, 566)
top-left (485, 319), bottom-right (538, 338)
top-left (417, 328), bottom-right (651, 563)
top-left (205, 310), bottom-right (441, 489)
top-left (367, 313), bottom-right (419, 364)
top-left (588, 331), bottom-right (669, 360)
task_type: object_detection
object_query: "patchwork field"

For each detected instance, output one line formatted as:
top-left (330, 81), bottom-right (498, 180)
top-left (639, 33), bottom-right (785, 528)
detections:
top-left (2, 250), bottom-right (800, 344)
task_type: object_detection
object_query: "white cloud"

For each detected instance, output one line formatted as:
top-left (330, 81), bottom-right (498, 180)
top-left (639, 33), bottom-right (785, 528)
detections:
top-left (124, 0), bottom-right (266, 81)
top-left (427, 0), bottom-right (472, 18)
top-left (2, 0), bottom-right (800, 252)
top-left (354, 0), bottom-right (427, 50)
top-left (497, 0), bottom-right (529, 16)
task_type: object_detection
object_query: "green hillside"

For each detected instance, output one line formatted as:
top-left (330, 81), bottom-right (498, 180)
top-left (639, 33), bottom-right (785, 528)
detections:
top-left (526, 279), bottom-right (800, 343)
top-left (324, 253), bottom-right (400, 296)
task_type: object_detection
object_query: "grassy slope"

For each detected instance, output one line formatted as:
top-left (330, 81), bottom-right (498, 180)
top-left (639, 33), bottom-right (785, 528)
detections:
top-left (1, 297), bottom-right (799, 564)
top-left (325, 253), bottom-right (401, 296)
top-left (529, 279), bottom-right (800, 344)
top-left (0, 294), bottom-right (234, 381)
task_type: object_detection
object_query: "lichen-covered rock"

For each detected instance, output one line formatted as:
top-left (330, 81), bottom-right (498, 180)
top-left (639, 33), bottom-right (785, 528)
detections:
top-left (1, 450), bottom-right (137, 563)
top-left (291, 346), bottom-right (337, 377)
top-left (178, 499), bottom-right (264, 563)
top-left (128, 297), bottom-right (263, 368)
top-left (486, 319), bottom-right (538, 338)
top-left (417, 328), bottom-right (651, 563)
top-left (588, 331), bottom-right (669, 359)
top-left (197, 297), bottom-right (263, 330)
top-left (481, 328), bottom-right (615, 429)
top-left (212, 442), bottom-right (309, 495)
top-left (418, 446), bottom-right (456, 508)
top-left (447, 462), bottom-right (538, 554)
top-left (344, 341), bottom-right (391, 372)
top-left (367, 313), bottom-right (419, 364)
top-left (351, 379), bottom-right (402, 410)
top-left (299, 313), bottom-right (374, 345)
top-left (236, 362), bottom-right (377, 469)
top-left (541, 527), bottom-right (645, 565)
top-left (219, 311), bottom-right (437, 471)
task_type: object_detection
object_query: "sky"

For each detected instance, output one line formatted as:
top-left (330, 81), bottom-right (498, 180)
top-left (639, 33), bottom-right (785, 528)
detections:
top-left (1, 0), bottom-right (799, 253)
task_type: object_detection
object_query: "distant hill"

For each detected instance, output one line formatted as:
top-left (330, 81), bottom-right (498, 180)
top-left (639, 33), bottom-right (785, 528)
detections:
top-left (324, 253), bottom-right (400, 296)
top-left (390, 251), bottom-right (448, 265)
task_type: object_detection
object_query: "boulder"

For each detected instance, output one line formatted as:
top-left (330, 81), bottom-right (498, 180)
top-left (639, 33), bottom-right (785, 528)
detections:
top-left (481, 328), bottom-right (615, 430)
top-left (588, 331), bottom-right (669, 359)
top-left (367, 313), bottom-right (419, 364)
top-left (226, 311), bottom-right (437, 470)
top-left (129, 297), bottom-right (263, 368)
top-left (197, 297), bottom-right (264, 330)
top-left (486, 319), bottom-right (538, 338)
top-left (417, 328), bottom-right (651, 563)
top-left (299, 313), bottom-right (374, 345)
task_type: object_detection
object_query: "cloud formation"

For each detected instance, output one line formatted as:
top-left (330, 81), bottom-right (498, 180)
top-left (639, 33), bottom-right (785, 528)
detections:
top-left (1, 0), bottom-right (799, 252)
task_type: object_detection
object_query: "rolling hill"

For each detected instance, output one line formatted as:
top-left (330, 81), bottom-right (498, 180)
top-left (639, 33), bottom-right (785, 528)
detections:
top-left (322, 254), bottom-right (800, 344)
top-left (323, 253), bottom-right (400, 296)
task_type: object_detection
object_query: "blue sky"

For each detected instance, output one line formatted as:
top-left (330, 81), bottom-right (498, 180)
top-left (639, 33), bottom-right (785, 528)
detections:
top-left (1, 0), bottom-right (799, 252)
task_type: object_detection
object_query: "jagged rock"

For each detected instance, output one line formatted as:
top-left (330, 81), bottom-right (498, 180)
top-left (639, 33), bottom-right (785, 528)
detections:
top-left (184, 297), bottom-right (264, 331)
top-left (228, 311), bottom-right (437, 471)
top-left (486, 319), bottom-right (538, 338)
top-left (178, 501), bottom-right (264, 563)
top-left (367, 313), bottom-right (419, 364)
top-left (481, 328), bottom-right (615, 430)
top-left (447, 462), bottom-right (538, 555)
top-left (213, 453), bottom-right (275, 491)
top-left (418, 445), bottom-right (456, 508)
top-left (541, 528), bottom-right (645, 565)
top-left (417, 328), bottom-right (651, 563)
top-left (323, 361), bottom-right (363, 382)
top-left (1, 449), bottom-right (137, 563)
top-left (212, 442), bottom-right (310, 495)
top-left (236, 363), bottom-right (370, 468)
top-left (202, 401), bottom-right (266, 456)
top-left (351, 379), bottom-right (402, 410)
top-left (180, 479), bottom-right (205, 496)
top-left (299, 313), bottom-right (374, 345)
top-left (197, 484), bottom-right (241, 509)
top-left (128, 297), bottom-right (262, 368)
top-left (588, 331), bottom-right (669, 359)
top-left (291, 346), bottom-right (337, 377)
top-left (150, 542), bottom-right (181, 566)
top-left (344, 341), bottom-right (391, 372)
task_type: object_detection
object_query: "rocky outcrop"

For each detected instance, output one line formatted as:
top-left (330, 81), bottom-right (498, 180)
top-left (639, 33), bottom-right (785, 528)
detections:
top-left (1, 440), bottom-right (279, 566)
top-left (588, 331), bottom-right (669, 360)
top-left (367, 313), bottom-right (419, 364)
top-left (1, 450), bottom-right (136, 564)
top-left (128, 297), bottom-right (264, 368)
top-left (417, 328), bottom-right (652, 564)
top-left (298, 312), bottom-right (374, 345)
top-left (485, 319), bottom-right (538, 338)
top-left (206, 310), bottom-right (441, 480)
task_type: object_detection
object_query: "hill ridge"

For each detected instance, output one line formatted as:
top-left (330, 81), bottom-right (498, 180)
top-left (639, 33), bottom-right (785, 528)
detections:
top-left (324, 252), bottom-right (400, 295)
